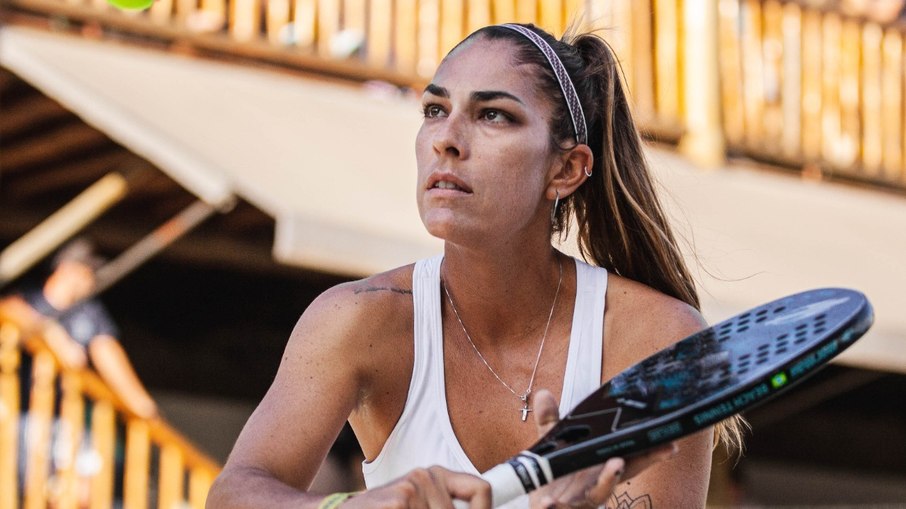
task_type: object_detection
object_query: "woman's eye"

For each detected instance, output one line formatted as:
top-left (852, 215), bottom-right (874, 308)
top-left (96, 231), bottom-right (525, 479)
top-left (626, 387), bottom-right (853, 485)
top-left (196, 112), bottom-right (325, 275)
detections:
top-left (422, 104), bottom-right (446, 118)
top-left (481, 109), bottom-right (509, 123)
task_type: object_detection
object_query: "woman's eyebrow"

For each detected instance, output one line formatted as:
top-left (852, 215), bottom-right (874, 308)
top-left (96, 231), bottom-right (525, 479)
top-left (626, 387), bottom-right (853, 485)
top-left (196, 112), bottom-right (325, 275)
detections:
top-left (471, 90), bottom-right (524, 104)
top-left (424, 83), bottom-right (448, 97)
top-left (423, 84), bottom-right (523, 105)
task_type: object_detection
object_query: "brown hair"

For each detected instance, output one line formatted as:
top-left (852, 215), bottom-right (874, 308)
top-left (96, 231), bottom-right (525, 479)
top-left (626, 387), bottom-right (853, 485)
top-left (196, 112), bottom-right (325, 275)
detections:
top-left (467, 23), bottom-right (745, 452)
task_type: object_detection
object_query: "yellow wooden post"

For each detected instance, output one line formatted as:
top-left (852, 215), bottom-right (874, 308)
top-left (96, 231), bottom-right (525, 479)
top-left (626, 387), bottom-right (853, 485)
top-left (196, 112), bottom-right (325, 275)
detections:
top-left (862, 22), bottom-right (884, 176)
top-left (653, 0), bottom-right (680, 125)
top-left (55, 373), bottom-right (84, 509)
top-left (538, 0), bottom-right (562, 33)
top-left (761, 0), bottom-right (784, 147)
top-left (188, 469), bottom-right (214, 509)
top-left (629, 0), bottom-right (655, 124)
top-left (467, 0), bottom-right (491, 34)
top-left (395, 0), bottom-right (419, 73)
top-left (491, 0), bottom-right (515, 23)
top-left (124, 419), bottom-right (151, 509)
top-left (23, 351), bottom-right (56, 509)
top-left (293, 0), bottom-right (318, 48)
top-left (741, 0), bottom-right (764, 149)
top-left (229, 0), bottom-right (261, 42)
top-left (316, 0), bottom-right (341, 56)
top-left (820, 11), bottom-right (843, 168)
top-left (89, 401), bottom-right (116, 509)
top-left (780, 2), bottom-right (802, 160)
top-left (515, 0), bottom-right (536, 24)
top-left (881, 27), bottom-right (903, 179)
top-left (440, 0), bottom-right (465, 58)
top-left (367, 0), bottom-right (393, 67)
top-left (678, 0), bottom-right (725, 167)
top-left (266, 0), bottom-right (292, 45)
top-left (717, 0), bottom-right (744, 147)
top-left (343, 0), bottom-right (368, 51)
top-left (0, 322), bottom-right (21, 509)
top-left (417, 0), bottom-right (440, 77)
top-left (800, 7), bottom-right (822, 163)
top-left (158, 445), bottom-right (184, 509)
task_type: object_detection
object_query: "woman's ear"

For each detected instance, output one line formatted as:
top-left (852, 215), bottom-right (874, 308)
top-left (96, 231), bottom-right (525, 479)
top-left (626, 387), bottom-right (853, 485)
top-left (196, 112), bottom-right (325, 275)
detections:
top-left (546, 144), bottom-right (594, 200)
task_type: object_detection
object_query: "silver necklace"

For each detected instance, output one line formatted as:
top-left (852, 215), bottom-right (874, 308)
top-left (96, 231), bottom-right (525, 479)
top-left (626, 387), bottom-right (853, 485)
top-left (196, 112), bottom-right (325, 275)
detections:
top-left (442, 257), bottom-right (563, 422)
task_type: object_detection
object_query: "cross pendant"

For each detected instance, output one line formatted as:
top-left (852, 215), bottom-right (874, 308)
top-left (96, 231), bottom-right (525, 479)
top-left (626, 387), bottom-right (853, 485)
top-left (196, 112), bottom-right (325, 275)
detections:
top-left (520, 395), bottom-right (532, 422)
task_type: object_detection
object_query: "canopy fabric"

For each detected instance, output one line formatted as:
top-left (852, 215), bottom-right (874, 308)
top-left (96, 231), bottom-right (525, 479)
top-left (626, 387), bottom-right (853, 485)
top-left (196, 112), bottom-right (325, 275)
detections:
top-left (2, 25), bottom-right (903, 375)
top-left (0, 25), bottom-right (441, 276)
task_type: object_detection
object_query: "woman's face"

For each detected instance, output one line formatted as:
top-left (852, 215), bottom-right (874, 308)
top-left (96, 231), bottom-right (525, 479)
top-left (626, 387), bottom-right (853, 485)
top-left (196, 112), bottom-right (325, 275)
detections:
top-left (415, 36), bottom-right (560, 246)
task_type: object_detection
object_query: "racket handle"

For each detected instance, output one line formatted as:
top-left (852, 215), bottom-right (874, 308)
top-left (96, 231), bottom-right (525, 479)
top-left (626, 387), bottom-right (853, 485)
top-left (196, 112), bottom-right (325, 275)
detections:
top-left (453, 452), bottom-right (554, 508)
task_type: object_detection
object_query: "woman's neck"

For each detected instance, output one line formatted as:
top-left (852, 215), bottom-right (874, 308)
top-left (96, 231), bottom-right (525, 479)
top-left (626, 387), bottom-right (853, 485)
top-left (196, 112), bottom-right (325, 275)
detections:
top-left (440, 241), bottom-right (568, 346)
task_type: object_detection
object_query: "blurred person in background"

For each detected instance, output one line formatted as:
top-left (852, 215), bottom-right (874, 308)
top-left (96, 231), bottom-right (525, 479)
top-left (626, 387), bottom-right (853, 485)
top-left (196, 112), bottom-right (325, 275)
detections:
top-left (0, 238), bottom-right (157, 419)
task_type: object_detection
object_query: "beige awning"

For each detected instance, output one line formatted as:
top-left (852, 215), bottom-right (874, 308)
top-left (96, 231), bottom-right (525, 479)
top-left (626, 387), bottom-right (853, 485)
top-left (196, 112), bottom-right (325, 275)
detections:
top-left (2, 25), bottom-right (903, 375)
top-left (0, 25), bottom-right (442, 276)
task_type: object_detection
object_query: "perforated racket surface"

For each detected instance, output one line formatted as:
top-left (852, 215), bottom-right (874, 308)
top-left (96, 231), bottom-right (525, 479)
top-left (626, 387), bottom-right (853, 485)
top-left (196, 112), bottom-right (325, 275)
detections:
top-left (480, 288), bottom-right (874, 507)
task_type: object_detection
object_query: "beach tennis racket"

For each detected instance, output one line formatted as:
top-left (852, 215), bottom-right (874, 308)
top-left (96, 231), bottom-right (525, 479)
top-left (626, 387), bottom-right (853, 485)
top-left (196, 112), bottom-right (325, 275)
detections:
top-left (478, 287), bottom-right (873, 507)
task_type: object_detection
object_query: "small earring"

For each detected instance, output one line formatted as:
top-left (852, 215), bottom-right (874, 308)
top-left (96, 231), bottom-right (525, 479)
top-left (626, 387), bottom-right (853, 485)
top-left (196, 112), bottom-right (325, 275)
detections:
top-left (584, 165), bottom-right (592, 177)
top-left (551, 190), bottom-right (560, 224)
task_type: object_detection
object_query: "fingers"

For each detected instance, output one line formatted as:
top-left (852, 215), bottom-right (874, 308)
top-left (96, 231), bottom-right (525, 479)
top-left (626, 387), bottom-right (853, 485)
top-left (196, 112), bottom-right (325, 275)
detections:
top-left (532, 389), bottom-right (560, 437)
top-left (431, 467), bottom-right (491, 509)
top-left (584, 457), bottom-right (624, 505)
top-left (531, 442), bottom-right (679, 508)
top-left (366, 467), bottom-right (490, 509)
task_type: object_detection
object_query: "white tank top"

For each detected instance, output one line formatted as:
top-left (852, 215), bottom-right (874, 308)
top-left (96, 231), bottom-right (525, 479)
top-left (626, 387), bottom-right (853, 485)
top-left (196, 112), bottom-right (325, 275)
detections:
top-left (362, 255), bottom-right (609, 507)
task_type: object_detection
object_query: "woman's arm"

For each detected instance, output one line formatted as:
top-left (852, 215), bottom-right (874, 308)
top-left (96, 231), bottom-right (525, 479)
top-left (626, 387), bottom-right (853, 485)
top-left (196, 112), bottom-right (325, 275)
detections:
top-left (601, 275), bottom-right (716, 508)
top-left (206, 282), bottom-right (492, 509)
top-left (88, 335), bottom-right (158, 418)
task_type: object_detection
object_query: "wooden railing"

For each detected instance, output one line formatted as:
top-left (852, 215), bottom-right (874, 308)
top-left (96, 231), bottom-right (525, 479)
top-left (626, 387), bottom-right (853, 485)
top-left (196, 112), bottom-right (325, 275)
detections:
top-left (718, 0), bottom-right (906, 188)
top-left (1, 0), bottom-right (687, 140)
top-left (4, 0), bottom-right (906, 189)
top-left (0, 311), bottom-right (220, 509)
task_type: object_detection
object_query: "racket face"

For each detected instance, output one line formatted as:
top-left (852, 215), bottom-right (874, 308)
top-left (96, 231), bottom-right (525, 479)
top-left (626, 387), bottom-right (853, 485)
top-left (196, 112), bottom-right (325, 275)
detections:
top-left (532, 288), bottom-right (873, 475)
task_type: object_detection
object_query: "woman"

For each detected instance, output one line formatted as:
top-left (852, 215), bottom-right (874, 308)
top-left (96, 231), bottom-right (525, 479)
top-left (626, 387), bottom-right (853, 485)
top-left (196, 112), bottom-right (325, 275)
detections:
top-left (208, 23), bottom-right (733, 508)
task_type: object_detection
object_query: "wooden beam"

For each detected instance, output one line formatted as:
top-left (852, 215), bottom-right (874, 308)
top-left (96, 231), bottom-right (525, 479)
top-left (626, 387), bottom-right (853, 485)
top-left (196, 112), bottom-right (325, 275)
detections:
top-left (1, 123), bottom-right (112, 171)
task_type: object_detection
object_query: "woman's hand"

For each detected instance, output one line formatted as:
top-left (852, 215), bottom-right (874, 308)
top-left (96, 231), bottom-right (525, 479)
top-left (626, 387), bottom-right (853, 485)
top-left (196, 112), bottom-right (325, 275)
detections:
top-left (345, 466), bottom-right (491, 509)
top-left (528, 390), bottom-right (678, 508)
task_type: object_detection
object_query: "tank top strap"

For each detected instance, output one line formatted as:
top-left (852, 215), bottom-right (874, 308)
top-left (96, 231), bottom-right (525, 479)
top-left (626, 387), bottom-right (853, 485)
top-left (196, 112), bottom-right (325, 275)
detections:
top-left (558, 258), bottom-right (609, 415)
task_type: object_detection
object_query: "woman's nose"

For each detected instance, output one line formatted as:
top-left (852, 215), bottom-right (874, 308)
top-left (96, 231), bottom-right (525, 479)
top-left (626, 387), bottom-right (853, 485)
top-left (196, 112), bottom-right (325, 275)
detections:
top-left (431, 114), bottom-right (468, 159)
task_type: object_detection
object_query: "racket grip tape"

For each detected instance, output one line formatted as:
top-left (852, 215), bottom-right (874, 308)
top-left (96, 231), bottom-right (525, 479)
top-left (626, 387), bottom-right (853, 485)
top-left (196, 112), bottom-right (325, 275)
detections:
top-left (453, 451), bottom-right (554, 508)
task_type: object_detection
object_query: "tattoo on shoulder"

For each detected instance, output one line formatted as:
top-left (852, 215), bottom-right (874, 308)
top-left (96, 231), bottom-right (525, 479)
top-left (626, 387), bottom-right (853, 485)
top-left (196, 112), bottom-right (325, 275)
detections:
top-left (607, 491), bottom-right (653, 509)
top-left (353, 286), bottom-right (413, 296)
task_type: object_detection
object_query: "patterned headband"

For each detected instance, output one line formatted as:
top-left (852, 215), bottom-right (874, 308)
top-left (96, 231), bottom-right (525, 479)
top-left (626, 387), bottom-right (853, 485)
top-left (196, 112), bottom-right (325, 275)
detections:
top-left (498, 24), bottom-right (588, 146)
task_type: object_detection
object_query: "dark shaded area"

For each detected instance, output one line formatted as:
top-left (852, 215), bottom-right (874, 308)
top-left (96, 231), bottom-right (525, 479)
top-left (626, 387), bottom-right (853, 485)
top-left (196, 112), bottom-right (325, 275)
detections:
top-left (102, 258), bottom-right (347, 400)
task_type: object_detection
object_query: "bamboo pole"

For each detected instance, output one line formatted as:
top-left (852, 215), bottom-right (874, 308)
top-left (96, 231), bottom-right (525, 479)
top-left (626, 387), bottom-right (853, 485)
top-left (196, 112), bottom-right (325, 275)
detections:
top-left (0, 172), bottom-right (129, 291)
top-left (90, 200), bottom-right (219, 298)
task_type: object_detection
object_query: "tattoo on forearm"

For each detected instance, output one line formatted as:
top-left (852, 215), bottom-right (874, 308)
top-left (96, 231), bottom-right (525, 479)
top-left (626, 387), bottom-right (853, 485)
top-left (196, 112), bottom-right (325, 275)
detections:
top-left (353, 286), bottom-right (413, 295)
top-left (607, 491), bottom-right (653, 509)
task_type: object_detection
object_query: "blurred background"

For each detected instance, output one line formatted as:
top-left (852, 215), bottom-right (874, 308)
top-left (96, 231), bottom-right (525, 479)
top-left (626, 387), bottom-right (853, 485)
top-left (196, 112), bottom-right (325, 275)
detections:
top-left (1, 0), bottom-right (904, 507)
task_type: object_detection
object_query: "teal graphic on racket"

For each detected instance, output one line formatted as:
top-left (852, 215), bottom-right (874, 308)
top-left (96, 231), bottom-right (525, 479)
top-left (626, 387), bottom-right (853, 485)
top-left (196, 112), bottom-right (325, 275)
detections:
top-left (477, 288), bottom-right (873, 507)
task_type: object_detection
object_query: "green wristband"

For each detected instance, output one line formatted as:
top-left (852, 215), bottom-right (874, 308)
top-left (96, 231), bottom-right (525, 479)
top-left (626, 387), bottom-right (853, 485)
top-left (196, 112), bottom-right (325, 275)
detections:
top-left (317, 492), bottom-right (357, 509)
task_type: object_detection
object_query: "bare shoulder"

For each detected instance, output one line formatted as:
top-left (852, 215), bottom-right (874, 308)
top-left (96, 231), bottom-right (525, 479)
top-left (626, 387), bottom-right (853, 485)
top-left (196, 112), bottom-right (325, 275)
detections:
top-left (603, 274), bottom-right (707, 377)
top-left (291, 264), bottom-right (415, 352)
